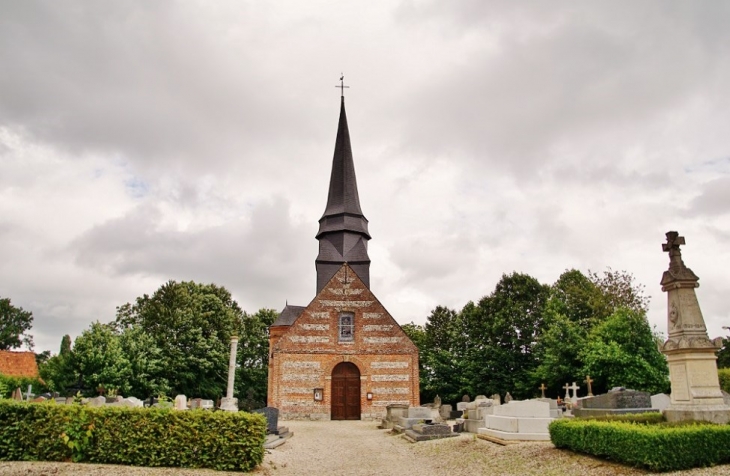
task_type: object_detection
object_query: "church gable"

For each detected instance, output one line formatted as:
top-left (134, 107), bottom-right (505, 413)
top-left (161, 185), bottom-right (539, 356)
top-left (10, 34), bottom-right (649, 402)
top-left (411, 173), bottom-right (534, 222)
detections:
top-left (274, 264), bottom-right (417, 354)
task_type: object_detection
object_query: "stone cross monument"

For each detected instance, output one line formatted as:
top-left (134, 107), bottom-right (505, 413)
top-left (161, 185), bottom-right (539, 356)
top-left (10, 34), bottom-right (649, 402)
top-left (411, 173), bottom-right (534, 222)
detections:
top-left (660, 231), bottom-right (730, 423)
top-left (220, 336), bottom-right (240, 412)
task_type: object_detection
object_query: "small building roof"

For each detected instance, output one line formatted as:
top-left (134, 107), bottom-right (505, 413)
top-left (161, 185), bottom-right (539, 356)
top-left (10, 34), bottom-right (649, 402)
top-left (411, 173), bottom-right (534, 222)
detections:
top-left (271, 305), bottom-right (307, 327)
top-left (0, 350), bottom-right (40, 379)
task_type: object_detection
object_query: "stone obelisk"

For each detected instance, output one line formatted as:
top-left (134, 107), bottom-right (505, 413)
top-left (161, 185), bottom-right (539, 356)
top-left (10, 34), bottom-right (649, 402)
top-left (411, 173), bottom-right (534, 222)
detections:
top-left (660, 231), bottom-right (730, 423)
top-left (220, 336), bottom-right (240, 412)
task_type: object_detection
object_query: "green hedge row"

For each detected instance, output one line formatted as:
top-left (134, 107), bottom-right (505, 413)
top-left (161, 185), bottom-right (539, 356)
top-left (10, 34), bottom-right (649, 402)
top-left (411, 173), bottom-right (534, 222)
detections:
top-left (0, 401), bottom-right (266, 472)
top-left (719, 368), bottom-right (730, 394)
top-left (549, 418), bottom-right (730, 472)
top-left (576, 412), bottom-right (665, 424)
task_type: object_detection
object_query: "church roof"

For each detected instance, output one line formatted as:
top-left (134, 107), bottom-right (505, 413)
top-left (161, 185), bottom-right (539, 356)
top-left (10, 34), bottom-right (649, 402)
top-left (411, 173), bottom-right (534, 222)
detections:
top-left (271, 304), bottom-right (307, 327)
top-left (0, 350), bottom-right (40, 379)
top-left (316, 96), bottom-right (370, 239)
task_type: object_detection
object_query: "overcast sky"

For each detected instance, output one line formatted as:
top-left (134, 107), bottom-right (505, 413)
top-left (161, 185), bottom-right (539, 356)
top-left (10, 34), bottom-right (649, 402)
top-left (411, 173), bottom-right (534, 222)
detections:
top-left (1, 1), bottom-right (729, 354)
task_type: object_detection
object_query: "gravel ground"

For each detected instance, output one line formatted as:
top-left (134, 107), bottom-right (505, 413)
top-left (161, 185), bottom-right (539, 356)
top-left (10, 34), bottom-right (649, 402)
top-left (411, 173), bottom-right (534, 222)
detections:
top-left (2, 420), bottom-right (730, 476)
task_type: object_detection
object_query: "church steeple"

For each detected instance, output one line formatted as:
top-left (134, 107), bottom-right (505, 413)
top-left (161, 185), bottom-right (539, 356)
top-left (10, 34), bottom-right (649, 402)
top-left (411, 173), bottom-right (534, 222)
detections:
top-left (315, 95), bottom-right (371, 293)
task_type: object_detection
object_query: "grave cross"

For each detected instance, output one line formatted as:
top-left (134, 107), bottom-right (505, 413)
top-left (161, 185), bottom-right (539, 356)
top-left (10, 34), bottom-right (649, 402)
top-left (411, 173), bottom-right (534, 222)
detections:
top-left (569, 382), bottom-right (580, 401)
top-left (563, 383), bottom-right (570, 400)
top-left (584, 375), bottom-right (594, 396)
top-left (662, 231), bottom-right (685, 268)
top-left (335, 74), bottom-right (350, 98)
top-left (25, 384), bottom-right (32, 401)
top-left (539, 383), bottom-right (547, 398)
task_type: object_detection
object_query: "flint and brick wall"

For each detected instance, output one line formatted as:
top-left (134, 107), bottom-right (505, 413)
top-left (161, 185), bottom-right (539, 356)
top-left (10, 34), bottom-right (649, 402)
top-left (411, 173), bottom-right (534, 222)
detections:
top-left (268, 264), bottom-right (419, 420)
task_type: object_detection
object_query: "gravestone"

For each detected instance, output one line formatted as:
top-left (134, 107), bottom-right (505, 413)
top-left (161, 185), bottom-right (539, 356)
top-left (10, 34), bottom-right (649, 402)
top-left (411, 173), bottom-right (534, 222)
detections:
top-left (174, 395), bottom-right (188, 410)
top-left (462, 394), bottom-right (471, 402)
top-left (55, 397), bottom-right (67, 405)
top-left (478, 399), bottom-right (556, 441)
top-left (379, 403), bottom-right (409, 429)
top-left (253, 407), bottom-right (280, 434)
top-left (504, 392), bottom-right (513, 403)
top-left (439, 404), bottom-right (452, 420)
top-left (118, 397), bottom-right (143, 408)
top-left (433, 395), bottom-right (441, 407)
top-left (490, 393), bottom-right (501, 405)
top-left (404, 423), bottom-right (458, 442)
top-left (408, 406), bottom-right (432, 419)
top-left (651, 393), bottom-right (671, 411)
top-left (574, 389), bottom-right (653, 417)
top-left (87, 396), bottom-right (106, 407)
top-left (12, 388), bottom-right (22, 401)
top-left (456, 401), bottom-right (469, 411)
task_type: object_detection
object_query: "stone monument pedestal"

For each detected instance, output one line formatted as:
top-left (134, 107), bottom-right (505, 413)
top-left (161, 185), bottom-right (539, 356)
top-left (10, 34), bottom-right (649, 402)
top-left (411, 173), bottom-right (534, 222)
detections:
top-left (663, 348), bottom-right (730, 424)
top-left (659, 232), bottom-right (730, 424)
top-left (220, 397), bottom-right (239, 412)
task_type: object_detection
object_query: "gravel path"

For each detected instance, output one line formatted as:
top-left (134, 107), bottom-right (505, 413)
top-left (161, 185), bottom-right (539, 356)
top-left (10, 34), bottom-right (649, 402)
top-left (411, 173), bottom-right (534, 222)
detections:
top-left (2, 420), bottom-right (730, 476)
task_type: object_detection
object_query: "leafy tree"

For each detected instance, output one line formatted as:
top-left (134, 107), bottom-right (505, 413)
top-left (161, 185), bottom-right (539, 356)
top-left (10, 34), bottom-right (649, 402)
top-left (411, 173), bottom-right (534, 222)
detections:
top-left (39, 335), bottom-right (77, 395)
top-left (60, 335), bottom-right (72, 356)
top-left (0, 297), bottom-right (34, 350)
top-left (580, 308), bottom-right (669, 394)
top-left (71, 321), bottom-right (132, 396)
top-left (116, 280), bottom-right (242, 399)
top-left (462, 273), bottom-right (550, 399)
top-left (118, 325), bottom-right (169, 399)
top-left (531, 306), bottom-right (585, 397)
top-left (420, 306), bottom-right (469, 404)
top-left (588, 268), bottom-right (650, 318)
top-left (235, 308), bottom-right (277, 409)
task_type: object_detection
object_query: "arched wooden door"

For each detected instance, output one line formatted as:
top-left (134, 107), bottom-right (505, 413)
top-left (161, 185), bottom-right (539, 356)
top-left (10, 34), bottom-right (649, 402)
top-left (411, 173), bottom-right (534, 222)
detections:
top-left (331, 362), bottom-right (361, 420)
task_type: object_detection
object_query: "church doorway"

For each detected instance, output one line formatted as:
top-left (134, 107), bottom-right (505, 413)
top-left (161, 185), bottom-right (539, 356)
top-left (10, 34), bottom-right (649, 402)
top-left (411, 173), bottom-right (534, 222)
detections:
top-left (331, 362), bottom-right (361, 420)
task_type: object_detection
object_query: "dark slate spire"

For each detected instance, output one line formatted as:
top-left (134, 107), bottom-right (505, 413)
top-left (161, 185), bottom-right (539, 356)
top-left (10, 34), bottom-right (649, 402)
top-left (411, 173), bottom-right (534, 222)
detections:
top-left (315, 96), bottom-right (371, 292)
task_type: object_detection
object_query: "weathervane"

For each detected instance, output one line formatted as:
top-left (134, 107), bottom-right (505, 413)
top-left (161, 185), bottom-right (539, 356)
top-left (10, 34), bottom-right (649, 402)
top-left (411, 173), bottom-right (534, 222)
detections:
top-left (336, 73), bottom-right (349, 97)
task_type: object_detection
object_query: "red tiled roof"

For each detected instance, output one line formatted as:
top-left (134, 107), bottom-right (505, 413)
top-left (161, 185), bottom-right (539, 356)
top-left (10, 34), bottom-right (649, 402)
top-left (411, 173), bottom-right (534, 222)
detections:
top-left (0, 350), bottom-right (40, 378)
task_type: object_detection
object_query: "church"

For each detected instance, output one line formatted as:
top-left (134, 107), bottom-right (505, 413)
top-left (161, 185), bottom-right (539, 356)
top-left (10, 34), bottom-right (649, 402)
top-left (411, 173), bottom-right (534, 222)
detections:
top-left (267, 91), bottom-right (420, 420)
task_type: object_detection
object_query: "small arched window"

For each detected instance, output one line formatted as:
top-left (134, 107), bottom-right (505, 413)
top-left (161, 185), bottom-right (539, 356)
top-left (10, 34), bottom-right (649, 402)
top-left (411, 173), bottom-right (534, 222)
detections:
top-left (339, 312), bottom-right (354, 342)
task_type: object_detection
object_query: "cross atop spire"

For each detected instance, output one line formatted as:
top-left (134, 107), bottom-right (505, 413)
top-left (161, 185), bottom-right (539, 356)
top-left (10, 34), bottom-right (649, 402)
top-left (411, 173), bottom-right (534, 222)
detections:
top-left (335, 74), bottom-right (350, 98)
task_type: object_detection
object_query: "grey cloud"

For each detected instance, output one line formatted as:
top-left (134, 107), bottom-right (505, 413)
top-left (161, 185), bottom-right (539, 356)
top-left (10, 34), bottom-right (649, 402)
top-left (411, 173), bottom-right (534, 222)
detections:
top-left (0, 1), bottom-right (319, 173)
top-left (70, 197), bottom-right (315, 311)
top-left (394, 1), bottom-right (730, 176)
top-left (689, 177), bottom-right (730, 217)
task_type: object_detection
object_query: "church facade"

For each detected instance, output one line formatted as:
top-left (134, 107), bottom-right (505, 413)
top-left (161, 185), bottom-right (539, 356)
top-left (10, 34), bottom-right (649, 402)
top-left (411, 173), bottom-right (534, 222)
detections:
top-left (267, 95), bottom-right (419, 420)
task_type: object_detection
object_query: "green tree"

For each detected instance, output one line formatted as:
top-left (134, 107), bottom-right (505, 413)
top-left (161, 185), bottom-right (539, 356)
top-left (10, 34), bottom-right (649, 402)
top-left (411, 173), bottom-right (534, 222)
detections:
top-left (235, 308), bottom-right (277, 410)
top-left (116, 280), bottom-right (242, 399)
top-left (420, 306), bottom-right (469, 404)
top-left (118, 325), bottom-right (168, 399)
top-left (531, 307), bottom-right (585, 397)
top-left (0, 297), bottom-right (34, 350)
top-left (71, 322), bottom-right (132, 396)
top-left (39, 335), bottom-right (77, 395)
top-left (588, 268), bottom-right (650, 317)
top-left (715, 329), bottom-right (730, 369)
top-left (580, 308), bottom-right (669, 394)
top-left (462, 273), bottom-right (550, 399)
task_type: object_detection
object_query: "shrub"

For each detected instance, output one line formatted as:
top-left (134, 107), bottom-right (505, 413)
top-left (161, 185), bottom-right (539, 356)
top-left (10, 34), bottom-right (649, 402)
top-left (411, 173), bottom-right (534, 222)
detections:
top-left (549, 418), bottom-right (730, 472)
top-left (0, 401), bottom-right (266, 472)
top-left (577, 412), bottom-right (664, 424)
top-left (0, 375), bottom-right (46, 399)
top-left (718, 368), bottom-right (730, 394)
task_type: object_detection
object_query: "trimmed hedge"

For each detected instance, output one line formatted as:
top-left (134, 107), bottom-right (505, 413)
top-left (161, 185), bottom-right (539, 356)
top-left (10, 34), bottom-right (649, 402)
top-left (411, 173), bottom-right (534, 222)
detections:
top-left (549, 417), bottom-right (730, 472)
top-left (0, 401), bottom-right (266, 472)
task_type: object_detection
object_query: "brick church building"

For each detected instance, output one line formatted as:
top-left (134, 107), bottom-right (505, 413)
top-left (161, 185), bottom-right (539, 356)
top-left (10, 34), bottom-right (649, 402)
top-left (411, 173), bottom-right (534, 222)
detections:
top-left (267, 93), bottom-right (419, 420)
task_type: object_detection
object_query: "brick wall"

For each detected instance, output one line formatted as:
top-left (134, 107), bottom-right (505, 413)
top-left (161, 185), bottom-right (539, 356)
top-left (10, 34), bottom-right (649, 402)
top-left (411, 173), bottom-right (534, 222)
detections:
top-left (269, 264), bottom-right (419, 420)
